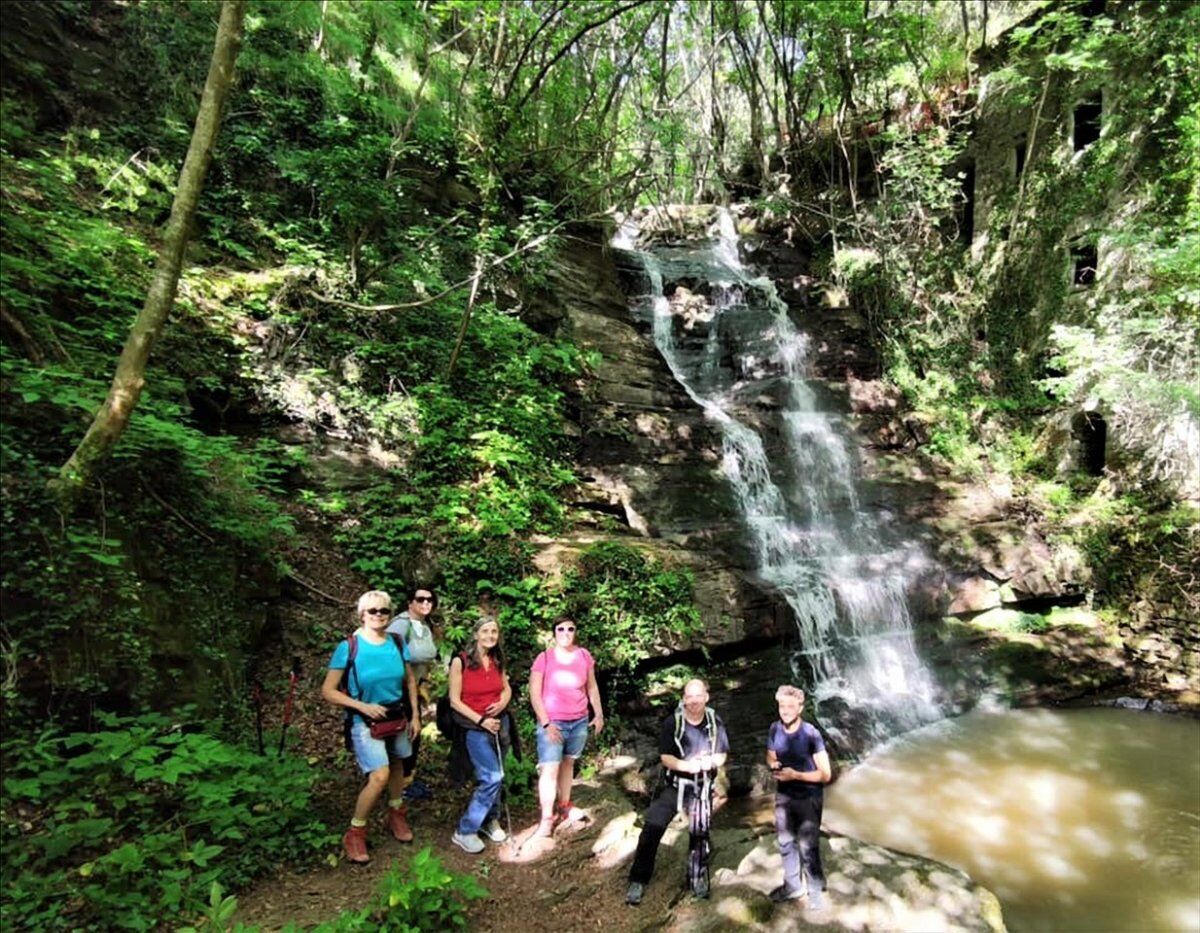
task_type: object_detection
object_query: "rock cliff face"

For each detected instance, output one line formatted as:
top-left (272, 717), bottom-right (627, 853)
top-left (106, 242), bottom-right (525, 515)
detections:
top-left (525, 229), bottom-right (792, 654)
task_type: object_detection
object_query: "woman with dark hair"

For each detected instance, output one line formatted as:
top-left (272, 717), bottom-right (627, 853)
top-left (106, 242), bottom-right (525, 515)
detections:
top-left (447, 617), bottom-right (512, 854)
top-left (529, 616), bottom-right (604, 837)
top-left (321, 590), bottom-right (420, 864)
top-left (387, 584), bottom-right (439, 796)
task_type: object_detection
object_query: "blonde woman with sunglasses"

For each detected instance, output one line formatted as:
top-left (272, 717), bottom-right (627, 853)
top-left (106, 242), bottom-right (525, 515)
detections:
top-left (321, 590), bottom-right (420, 864)
top-left (529, 616), bottom-right (604, 837)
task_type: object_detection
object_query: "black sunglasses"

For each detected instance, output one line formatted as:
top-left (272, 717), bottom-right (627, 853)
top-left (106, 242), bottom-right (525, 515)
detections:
top-left (363, 607), bottom-right (391, 616)
top-left (412, 596), bottom-right (434, 604)
top-left (555, 625), bottom-right (576, 633)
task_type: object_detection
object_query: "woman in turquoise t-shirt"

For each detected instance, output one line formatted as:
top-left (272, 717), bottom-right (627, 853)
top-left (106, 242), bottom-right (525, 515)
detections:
top-left (321, 590), bottom-right (420, 864)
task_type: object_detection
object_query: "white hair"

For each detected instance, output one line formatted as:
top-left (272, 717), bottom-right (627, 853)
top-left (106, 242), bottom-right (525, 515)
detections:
top-left (356, 590), bottom-right (392, 614)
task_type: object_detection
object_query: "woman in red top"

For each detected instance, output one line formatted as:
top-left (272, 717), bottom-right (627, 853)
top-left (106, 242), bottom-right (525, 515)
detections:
top-left (448, 617), bottom-right (512, 854)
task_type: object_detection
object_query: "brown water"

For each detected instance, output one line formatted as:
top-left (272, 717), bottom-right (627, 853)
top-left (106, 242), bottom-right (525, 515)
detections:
top-left (824, 708), bottom-right (1200, 932)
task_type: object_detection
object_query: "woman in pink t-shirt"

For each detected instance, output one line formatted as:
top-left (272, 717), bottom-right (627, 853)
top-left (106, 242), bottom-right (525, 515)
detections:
top-left (529, 616), bottom-right (604, 836)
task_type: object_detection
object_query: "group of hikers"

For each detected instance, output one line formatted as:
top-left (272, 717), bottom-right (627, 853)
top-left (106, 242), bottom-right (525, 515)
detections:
top-left (321, 587), bottom-right (831, 910)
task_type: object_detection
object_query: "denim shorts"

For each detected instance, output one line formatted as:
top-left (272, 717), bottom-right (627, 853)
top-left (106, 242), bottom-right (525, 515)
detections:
top-left (349, 718), bottom-right (412, 774)
top-left (536, 717), bottom-right (589, 764)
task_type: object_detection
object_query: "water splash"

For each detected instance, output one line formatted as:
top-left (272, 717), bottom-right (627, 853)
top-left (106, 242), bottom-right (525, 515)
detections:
top-left (619, 208), bottom-right (940, 744)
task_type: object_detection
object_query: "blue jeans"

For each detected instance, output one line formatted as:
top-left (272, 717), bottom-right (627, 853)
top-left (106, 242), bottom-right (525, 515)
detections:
top-left (458, 728), bottom-right (503, 835)
top-left (775, 794), bottom-right (825, 893)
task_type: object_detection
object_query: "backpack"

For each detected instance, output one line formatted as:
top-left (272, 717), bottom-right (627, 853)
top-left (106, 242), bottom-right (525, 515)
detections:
top-left (669, 705), bottom-right (719, 773)
top-left (435, 653), bottom-right (468, 739)
top-left (340, 631), bottom-right (407, 748)
top-left (435, 694), bottom-right (456, 739)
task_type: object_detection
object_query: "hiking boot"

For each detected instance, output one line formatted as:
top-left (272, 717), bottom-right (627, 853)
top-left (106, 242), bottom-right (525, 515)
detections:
top-left (387, 806), bottom-right (414, 843)
top-left (482, 818), bottom-right (507, 843)
top-left (769, 883), bottom-right (805, 903)
top-left (625, 881), bottom-right (645, 906)
top-left (451, 831), bottom-right (485, 854)
top-left (692, 876), bottom-right (710, 900)
top-left (342, 826), bottom-right (369, 864)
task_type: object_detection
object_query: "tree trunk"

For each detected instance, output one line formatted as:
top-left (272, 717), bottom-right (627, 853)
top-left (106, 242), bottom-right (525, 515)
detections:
top-left (49, 0), bottom-right (247, 510)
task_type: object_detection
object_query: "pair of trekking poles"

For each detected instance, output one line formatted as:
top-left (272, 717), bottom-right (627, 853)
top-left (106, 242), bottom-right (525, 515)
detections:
top-left (251, 657), bottom-right (302, 757)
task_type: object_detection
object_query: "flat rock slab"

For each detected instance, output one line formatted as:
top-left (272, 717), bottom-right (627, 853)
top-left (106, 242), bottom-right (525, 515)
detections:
top-left (665, 831), bottom-right (1005, 933)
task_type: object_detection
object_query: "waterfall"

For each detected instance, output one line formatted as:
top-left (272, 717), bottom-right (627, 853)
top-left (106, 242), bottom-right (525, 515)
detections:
top-left (619, 208), bottom-right (940, 743)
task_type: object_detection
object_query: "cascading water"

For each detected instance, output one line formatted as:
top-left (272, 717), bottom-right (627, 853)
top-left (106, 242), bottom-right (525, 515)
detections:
top-left (617, 209), bottom-right (941, 744)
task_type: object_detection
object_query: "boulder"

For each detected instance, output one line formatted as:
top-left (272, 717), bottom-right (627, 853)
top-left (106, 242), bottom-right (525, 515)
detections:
top-left (1002, 537), bottom-right (1089, 602)
top-left (948, 576), bottom-right (1003, 615)
top-left (664, 831), bottom-right (1006, 932)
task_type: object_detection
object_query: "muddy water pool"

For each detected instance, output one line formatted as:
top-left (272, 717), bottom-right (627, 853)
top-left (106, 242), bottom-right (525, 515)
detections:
top-left (824, 708), bottom-right (1200, 932)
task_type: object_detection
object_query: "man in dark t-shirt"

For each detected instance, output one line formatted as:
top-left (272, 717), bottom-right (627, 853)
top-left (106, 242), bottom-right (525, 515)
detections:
top-left (626, 679), bottom-right (730, 905)
top-left (766, 684), bottom-right (832, 909)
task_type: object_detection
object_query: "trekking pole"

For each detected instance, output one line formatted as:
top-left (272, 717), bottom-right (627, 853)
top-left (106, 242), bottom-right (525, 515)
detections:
top-left (493, 727), bottom-right (516, 851)
top-left (277, 657), bottom-right (301, 757)
top-left (251, 677), bottom-right (265, 755)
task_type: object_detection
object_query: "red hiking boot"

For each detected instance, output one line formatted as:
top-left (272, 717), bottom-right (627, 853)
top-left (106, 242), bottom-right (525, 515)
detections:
top-left (342, 825), bottom-right (370, 863)
top-left (388, 805), bottom-right (414, 843)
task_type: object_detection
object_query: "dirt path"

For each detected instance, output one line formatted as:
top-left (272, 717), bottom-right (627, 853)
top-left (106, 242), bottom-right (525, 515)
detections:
top-left (234, 761), bottom-right (767, 933)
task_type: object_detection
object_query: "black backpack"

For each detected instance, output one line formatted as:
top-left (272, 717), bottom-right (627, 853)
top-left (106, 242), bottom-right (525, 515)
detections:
top-left (435, 653), bottom-right (468, 739)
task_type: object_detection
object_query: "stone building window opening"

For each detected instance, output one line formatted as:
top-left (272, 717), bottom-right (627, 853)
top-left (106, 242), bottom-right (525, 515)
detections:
top-left (1013, 134), bottom-right (1027, 178)
top-left (957, 159), bottom-right (976, 243)
top-left (1072, 94), bottom-right (1103, 152)
top-left (1071, 242), bottom-right (1098, 287)
top-left (1071, 409), bottom-right (1107, 477)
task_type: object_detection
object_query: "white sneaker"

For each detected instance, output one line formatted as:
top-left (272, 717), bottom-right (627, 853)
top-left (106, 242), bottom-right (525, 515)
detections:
top-left (451, 831), bottom-right (485, 854)
top-left (482, 819), bottom-right (507, 843)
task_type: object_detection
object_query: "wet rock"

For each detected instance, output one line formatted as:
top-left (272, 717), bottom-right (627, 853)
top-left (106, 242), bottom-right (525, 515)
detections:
top-left (666, 285), bottom-right (716, 332)
top-left (948, 576), bottom-right (1003, 615)
top-left (666, 831), bottom-right (1006, 933)
top-left (846, 376), bottom-right (902, 414)
top-left (1004, 537), bottom-right (1089, 602)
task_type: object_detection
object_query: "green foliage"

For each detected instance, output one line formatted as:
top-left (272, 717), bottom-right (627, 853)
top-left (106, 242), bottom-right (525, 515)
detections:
top-left (559, 542), bottom-right (702, 678)
top-left (304, 849), bottom-right (486, 933)
top-left (0, 711), bottom-right (335, 931)
top-left (179, 882), bottom-right (255, 933)
top-left (1, 347), bottom-right (298, 708)
top-left (0, 111), bottom-right (309, 710)
top-left (1061, 495), bottom-right (1199, 613)
top-left (501, 747), bottom-right (539, 809)
top-left (325, 302), bottom-right (583, 605)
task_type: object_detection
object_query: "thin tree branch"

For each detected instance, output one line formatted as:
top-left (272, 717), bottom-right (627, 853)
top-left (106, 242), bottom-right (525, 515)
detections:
top-left (305, 234), bottom-right (551, 313)
top-left (509, 0), bottom-right (652, 119)
top-left (142, 479), bottom-right (215, 543)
